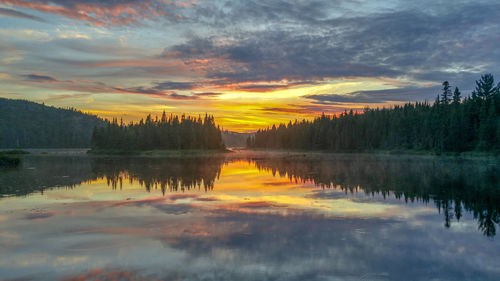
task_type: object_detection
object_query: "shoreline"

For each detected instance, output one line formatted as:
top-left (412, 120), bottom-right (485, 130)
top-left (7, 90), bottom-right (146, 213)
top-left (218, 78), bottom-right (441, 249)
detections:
top-left (242, 148), bottom-right (500, 161)
top-left (2, 148), bottom-right (498, 162)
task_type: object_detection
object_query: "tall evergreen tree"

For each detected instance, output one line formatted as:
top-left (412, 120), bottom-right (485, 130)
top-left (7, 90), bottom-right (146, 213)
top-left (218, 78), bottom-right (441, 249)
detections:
top-left (452, 87), bottom-right (461, 105)
top-left (475, 74), bottom-right (497, 101)
top-left (441, 81), bottom-right (452, 104)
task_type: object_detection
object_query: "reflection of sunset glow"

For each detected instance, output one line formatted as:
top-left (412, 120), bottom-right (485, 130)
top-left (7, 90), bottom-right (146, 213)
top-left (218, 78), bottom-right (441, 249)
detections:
top-left (82, 160), bottom-right (405, 217)
top-left (48, 159), bottom-right (405, 217)
top-left (1, 154), bottom-right (496, 280)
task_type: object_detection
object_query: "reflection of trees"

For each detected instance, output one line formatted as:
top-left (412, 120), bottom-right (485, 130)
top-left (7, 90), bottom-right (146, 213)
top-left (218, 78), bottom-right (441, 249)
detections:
top-left (0, 156), bottom-right (226, 197)
top-left (91, 156), bottom-right (225, 193)
top-left (252, 155), bottom-right (500, 237)
top-left (1, 153), bottom-right (498, 237)
top-left (0, 156), bottom-right (94, 197)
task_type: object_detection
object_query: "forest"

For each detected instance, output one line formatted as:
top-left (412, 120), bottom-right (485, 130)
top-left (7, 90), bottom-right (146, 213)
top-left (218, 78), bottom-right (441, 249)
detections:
top-left (90, 113), bottom-right (225, 151)
top-left (247, 74), bottom-right (500, 153)
top-left (0, 98), bottom-right (105, 148)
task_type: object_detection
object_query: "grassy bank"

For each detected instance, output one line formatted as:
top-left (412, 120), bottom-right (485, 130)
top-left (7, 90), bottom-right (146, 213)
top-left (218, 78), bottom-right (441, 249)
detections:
top-left (245, 148), bottom-right (500, 160)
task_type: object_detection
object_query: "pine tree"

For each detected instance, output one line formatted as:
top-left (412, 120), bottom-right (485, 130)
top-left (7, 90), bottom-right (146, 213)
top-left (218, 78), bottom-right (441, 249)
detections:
top-left (441, 81), bottom-right (452, 104)
top-left (475, 74), bottom-right (497, 101)
top-left (452, 87), bottom-right (461, 105)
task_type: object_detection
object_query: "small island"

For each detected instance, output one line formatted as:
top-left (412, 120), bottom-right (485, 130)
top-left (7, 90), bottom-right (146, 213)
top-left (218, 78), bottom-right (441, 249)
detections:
top-left (0, 150), bottom-right (29, 167)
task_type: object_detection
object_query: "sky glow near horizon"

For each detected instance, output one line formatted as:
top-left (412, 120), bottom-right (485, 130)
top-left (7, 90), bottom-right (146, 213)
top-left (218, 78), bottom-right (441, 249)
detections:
top-left (0, 0), bottom-right (499, 131)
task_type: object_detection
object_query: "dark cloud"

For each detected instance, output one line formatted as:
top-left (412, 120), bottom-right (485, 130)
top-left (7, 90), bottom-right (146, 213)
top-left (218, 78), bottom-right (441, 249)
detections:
top-left (114, 80), bottom-right (200, 95)
top-left (235, 81), bottom-right (317, 92)
top-left (0, 7), bottom-right (47, 22)
top-left (22, 73), bottom-right (58, 83)
top-left (259, 104), bottom-right (348, 115)
top-left (113, 86), bottom-right (198, 100)
top-left (161, 0), bottom-right (500, 96)
top-left (4, 0), bottom-right (500, 104)
top-left (17, 72), bottom-right (203, 100)
top-left (161, 29), bottom-right (396, 83)
top-left (153, 81), bottom-right (199, 91)
top-left (305, 86), bottom-right (442, 105)
top-left (193, 92), bottom-right (222, 97)
top-left (168, 93), bottom-right (198, 100)
top-left (191, 0), bottom-right (343, 28)
top-left (111, 80), bottom-right (205, 99)
top-left (112, 86), bottom-right (165, 96)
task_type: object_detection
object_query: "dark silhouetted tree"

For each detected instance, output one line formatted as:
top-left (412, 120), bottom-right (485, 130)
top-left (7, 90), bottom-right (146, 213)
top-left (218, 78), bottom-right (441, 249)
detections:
top-left (441, 81), bottom-right (452, 104)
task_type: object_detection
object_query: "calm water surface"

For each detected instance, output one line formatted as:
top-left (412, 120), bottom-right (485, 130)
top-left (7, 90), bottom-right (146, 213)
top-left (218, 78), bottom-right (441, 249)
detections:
top-left (0, 151), bottom-right (499, 281)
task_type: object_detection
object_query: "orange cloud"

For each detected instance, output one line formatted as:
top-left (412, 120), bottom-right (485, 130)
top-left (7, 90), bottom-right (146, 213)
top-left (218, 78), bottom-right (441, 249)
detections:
top-left (1, 0), bottom-right (102, 25)
top-left (0, 0), bottom-right (192, 26)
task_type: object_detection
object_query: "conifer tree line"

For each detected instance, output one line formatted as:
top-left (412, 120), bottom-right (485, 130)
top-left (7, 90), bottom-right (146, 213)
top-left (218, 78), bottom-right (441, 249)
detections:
top-left (0, 98), bottom-right (104, 148)
top-left (91, 112), bottom-right (225, 151)
top-left (247, 74), bottom-right (500, 153)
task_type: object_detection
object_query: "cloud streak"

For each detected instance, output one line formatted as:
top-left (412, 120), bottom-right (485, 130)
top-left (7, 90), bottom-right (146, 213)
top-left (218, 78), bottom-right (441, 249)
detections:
top-left (305, 87), bottom-right (442, 105)
top-left (22, 73), bottom-right (59, 83)
top-left (0, 7), bottom-right (46, 22)
top-left (0, 0), bottom-right (195, 26)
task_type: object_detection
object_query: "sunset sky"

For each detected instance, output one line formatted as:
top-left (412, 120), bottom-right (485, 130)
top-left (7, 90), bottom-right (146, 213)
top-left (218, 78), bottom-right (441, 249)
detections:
top-left (1, 0), bottom-right (499, 131)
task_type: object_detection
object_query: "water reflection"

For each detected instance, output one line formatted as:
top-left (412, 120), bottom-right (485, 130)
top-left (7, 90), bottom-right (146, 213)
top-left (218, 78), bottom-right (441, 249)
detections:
top-left (0, 153), bottom-right (499, 280)
top-left (1, 153), bottom-right (499, 237)
top-left (0, 156), bottom-right (94, 197)
top-left (0, 155), bottom-right (225, 196)
top-left (91, 157), bottom-right (225, 192)
top-left (250, 155), bottom-right (500, 237)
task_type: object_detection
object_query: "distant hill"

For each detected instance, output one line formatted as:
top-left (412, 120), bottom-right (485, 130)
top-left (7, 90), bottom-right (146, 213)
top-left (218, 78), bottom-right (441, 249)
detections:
top-left (0, 98), bottom-right (106, 148)
top-left (222, 131), bottom-right (253, 148)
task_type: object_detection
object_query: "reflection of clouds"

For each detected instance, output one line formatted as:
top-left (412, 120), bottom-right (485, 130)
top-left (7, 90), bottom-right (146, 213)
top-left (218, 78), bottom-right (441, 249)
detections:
top-left (2, 195), bottom-right (499, 280)
top-left (1, 156), bottom-right (499, 280)
top-left (210, 192), bottom-right (407, 219)
top-left (25, 210), bottom-right (57, 220)
top-left (52, 256), bottom-right (89, 266)
top-left (166, 193), bottom-right (220, 202)
top-left (307, 189), bottom-right (354, 199)
top-left (0, 230), bottom-right (21, 249)
top-left (153, 203), bottom-right (197, 215)
top-left (112, 196), bottom-right (167, 207)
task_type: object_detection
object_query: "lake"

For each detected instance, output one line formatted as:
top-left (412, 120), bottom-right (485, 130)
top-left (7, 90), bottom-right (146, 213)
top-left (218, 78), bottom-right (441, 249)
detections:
top-left (0, 151), bottom-right (499, 281)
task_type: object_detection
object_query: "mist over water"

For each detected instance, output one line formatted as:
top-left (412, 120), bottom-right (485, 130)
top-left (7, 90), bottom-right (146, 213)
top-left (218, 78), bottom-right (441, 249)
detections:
top-left (0, 152), bottom-right (499, 280)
